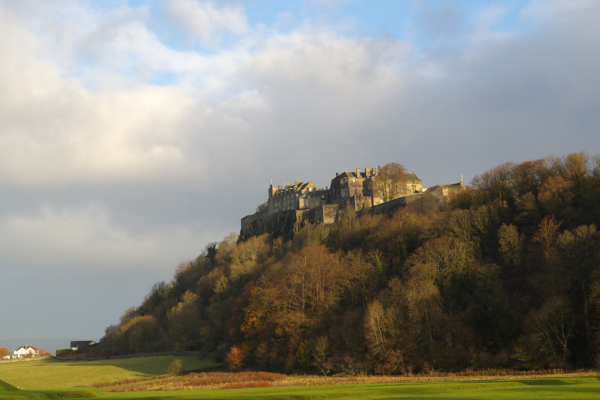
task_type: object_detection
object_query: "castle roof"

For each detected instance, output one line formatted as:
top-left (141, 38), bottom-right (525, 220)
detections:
top-left (405, 172), bottom-right (420, 181)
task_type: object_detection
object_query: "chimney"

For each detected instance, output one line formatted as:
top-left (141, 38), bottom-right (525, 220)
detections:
top-left (378, 165), bottom-right (381, 172)
top-left (336, 172), bottom-right (339, 177)
top-left (356, 168), bottom-right (360, 176)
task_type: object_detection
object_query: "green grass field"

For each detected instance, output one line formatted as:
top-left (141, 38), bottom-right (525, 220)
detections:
top-left (0, 356), bottom-right (219, 389)
top-left (1, 377), bottom-right (599, 400)
top-left (1, 357), bottom-right (599, 399)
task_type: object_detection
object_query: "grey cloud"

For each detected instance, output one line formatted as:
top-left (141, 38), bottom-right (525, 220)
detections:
top-left (416, 1), bottom-right (466, 41)
top-left (1, 1), bottom-right (599, 340)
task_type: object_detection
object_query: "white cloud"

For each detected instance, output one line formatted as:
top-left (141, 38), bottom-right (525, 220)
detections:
top-left (1, 0), bottom-right (599, 339)
top-left (0, 6), bottom-right (253, 189)
top-left (164, 0), bottom-right (248, 44)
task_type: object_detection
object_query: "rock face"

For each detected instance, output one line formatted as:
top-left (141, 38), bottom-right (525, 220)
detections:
top-left (240, 209), bottom-right (305, 241)
top-left (240, 204), bottom-right (342, 241)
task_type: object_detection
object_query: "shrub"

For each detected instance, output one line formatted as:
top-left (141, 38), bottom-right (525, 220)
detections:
top-left (168, 359), bottom-right (183, 376)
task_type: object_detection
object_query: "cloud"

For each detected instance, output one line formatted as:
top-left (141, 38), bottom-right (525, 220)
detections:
top-left (416, 1), bottom-right (466, 41)
top-left (163, 0), bottom-right (248, 44)
top-left (0, 0), bottom-right (599, 339)
top-left (0, 205), bottom-right (207, 271)
top-left (521, 0), bottom-right (600, 23)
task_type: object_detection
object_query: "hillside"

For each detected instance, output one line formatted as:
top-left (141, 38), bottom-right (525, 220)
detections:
top-left (82, 152), bottom-right (600, 374)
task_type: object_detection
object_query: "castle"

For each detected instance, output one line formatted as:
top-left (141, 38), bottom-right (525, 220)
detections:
top-left (241, 165), bottom-right (461, 240)
top-left (267, 166), bottom-right (423, 214)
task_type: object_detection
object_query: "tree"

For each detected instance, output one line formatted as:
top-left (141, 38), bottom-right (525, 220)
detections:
top-left (364, 299), bottom-right (389, 357)
top-left (471, 161), bottom-right (515, 207)
top-left (538, 176), bottom-right (574, 216)
top-left (284, 244), bottom-right (342, 317)
top-left (168, 358), bottom-right (183, 376)
top-left (125, 315), bottom-right (157, 353)
top-left (256, 202), bottom-right (268, 214)
top-left (374, 162), bottom-right (408, 202)
top-left (526, 297), bottom-right (572, 367)
top-left (405, 273), bottom-right (441, 365)
top-left (226, 345), bottom-right (246, 371)
top-left (533, 216), bottom-right (562, 296)
top-left (498, 223), bottom-right (523, 273)
top-left (168, 290), bottom-right (201, 343)
top-left (0, 347), bottom-right (10, 358)
top-left (557, 224), bottom-right (598, 344)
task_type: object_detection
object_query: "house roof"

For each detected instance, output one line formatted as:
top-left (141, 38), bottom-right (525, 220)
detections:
top-left (70, 340), bottom-right (94, 347)
top-left (15, 345), bottom-right (38, 351)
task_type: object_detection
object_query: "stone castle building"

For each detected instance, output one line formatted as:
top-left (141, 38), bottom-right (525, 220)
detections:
top-left (241, 165), bottom-right (460, 241)
top-left (267, 166), bottom-right (424, 215)
top-left (267, 180), bottom-right (328, 214)
top-left (328, 167), bottom-right (423, 211)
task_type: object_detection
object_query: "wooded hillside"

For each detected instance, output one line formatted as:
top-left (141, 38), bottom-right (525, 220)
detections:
top-left (85, 153), bottom-right (600, 373)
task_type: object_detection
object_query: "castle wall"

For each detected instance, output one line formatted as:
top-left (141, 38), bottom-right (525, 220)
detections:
top-left (303, 204), bottom-right (339, 224)
top-left (319, 204), bottom-right (340, 224)
top-left (367, 186), bottom-right (449, 216)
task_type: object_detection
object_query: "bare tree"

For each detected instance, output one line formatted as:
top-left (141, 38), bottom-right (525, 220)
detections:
top-left (527, 297), bottom-right (572, 367)
top-left (256, 202), bottom-right (268, 214)
top-left (374, 163), bottom-right (408, 202)
top-left (364, 299), bottom-right (388, 356)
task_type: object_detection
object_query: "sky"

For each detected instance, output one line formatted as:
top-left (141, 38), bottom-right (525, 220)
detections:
top-left (1, 0), bottom-right (599, 346)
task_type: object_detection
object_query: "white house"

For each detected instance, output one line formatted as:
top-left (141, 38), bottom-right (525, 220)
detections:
top-left (14, 345), bottom-right (40, 358)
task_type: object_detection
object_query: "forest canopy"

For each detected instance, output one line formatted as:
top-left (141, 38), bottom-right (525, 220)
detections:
top-left (85, 152), bottom-right (600, 374)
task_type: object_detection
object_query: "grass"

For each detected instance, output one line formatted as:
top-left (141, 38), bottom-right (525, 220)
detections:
top-left (1, 377), bottom-right (600, 399)
top-left (2, 358), bottom-right (600, 399)
top-left (101, 370), bottom-right (600, 392)
top-left (0, 356), bottom-right (219, 389)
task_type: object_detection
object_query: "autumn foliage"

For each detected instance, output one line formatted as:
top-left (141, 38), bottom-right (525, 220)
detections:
top-left (225, 346), bottom-right (246, 371)
top-left (85, 152), bottom-right (600, 374)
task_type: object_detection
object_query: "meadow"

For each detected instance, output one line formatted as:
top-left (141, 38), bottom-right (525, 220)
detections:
top-left (2, 356), bottom-right (600, 399)
top-left (2, 376), bottom-right (600, 400)
top-left (0, 356), bottom-right (218, 389)
top-left (0, 356), bottom-right (599, 399)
